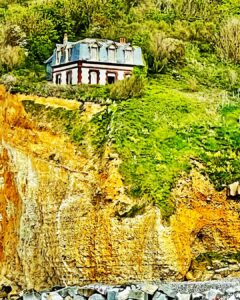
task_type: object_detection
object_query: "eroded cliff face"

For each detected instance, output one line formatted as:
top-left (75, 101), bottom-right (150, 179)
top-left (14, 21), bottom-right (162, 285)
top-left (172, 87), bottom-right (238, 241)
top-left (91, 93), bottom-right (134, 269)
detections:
top-left (0, 86), bottom-right (239, 291)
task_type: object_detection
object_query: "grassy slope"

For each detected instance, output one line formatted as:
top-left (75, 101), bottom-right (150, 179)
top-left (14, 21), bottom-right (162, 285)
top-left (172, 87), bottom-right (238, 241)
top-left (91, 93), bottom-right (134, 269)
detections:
top-left (92, 76), bottom-right (240, 219)
top-left (23, 76), bottom-right (240, 220)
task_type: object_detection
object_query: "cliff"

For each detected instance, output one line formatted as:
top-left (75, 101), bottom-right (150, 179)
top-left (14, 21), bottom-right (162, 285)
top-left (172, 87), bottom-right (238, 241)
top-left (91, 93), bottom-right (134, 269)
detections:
top-left (0, 86), bottom-right (240, 291)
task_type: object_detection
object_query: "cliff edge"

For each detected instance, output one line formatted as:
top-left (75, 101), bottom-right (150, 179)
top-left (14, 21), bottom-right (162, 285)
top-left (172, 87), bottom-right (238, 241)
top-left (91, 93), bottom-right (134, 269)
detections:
top-left (0, 86), bottom-right (240, 291)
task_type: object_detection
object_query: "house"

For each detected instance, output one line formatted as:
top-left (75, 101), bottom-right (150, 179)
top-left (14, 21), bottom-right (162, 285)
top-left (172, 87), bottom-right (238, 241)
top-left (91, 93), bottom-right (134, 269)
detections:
top-left (45, 34), bottom-right (144, 85)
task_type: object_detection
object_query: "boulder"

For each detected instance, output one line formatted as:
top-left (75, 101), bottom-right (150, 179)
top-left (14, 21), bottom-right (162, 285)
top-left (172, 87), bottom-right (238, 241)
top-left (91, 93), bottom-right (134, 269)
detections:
top-left (191, 293), bottom-right (203, 300)
top-left (203, 289), bottom-right (223, 300)
top-left (152, 292), bottom-right (168, 300)
top-left (57, 289), bottom-right (69, 298)
top-left (67, 287), bottom-right (78, 297)
top-left (138, 284), bottom-right (158, 295)
top-left (23, 292), bottom-right (41, 300)
top-left (128, 290), bottom-right (145, 300)
top-left (78, 289), bottom-right (95, 298)
top-left (117, 287), bottom-right (131, 300)
top-left (47, 293), bottom-right (63, 300)
top-left (228, 296), bottom-right (237, 300)
top-left (176, 293), bottom-right (191, 300)
top-left (235, 293), bottom-right (240, 300)
top-left (74, 296), bottom-right (86, 300)
top-left (159, 289), bottom-right (176, 299)
top-left (226, 287), bottom-right (240, 294)
top-left (88, 294), bottom-right (106, 300)
top-left (41, 293), bottom-right (48, 300)
top-left (107, 291), bottom-right (117, 300)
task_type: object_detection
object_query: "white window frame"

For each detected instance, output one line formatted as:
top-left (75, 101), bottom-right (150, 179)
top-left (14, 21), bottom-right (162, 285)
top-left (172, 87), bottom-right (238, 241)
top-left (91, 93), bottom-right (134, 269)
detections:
top-left (125, 47), bottom-right (133, 64)
top-left (90, 45), bottom-right (99, 61)
top-left (56, 50), bottom-right (61, 64)
top-left (67, 47), bottom-right (72, 61)
top-left (108, 45), bottom-right (116, 63)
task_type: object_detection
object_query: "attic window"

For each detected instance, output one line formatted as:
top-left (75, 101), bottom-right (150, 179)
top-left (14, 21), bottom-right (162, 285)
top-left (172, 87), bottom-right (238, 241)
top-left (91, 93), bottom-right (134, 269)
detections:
top-left (67, 48), bottom-right (72, 62)
top-left (56, 50), bottom-right (61, 64)
top-left (91, 45), bottom-right (99, 61)
top-left (125, 48), bottom-right (133, 64)
top-left (108, 45), bottom-right (116, 63)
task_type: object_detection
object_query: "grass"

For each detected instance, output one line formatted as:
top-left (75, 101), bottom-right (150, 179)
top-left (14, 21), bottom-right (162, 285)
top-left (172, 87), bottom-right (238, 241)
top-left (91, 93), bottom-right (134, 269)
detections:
top-left (22, 76), bottom-right (240, 220)
top-left (23, 100), bottom-right (88, 147)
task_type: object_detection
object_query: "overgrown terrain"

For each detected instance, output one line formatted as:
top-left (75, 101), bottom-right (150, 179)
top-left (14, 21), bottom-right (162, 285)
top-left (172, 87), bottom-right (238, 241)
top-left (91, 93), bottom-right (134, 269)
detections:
top-left (0, 0), bottom-right (240, 218)
top-left (23, 77), bottom-right (240, 219)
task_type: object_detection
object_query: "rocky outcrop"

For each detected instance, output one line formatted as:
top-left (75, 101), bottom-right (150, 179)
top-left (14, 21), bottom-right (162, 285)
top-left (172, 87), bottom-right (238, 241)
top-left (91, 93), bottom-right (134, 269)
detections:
top-left (0, 86), bottom-right (240, 291)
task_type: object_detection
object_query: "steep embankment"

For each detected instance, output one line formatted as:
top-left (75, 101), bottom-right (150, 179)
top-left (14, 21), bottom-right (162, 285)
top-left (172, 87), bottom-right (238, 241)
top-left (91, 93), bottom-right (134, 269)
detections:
top-left (0, 84), bottom-right (240, 291)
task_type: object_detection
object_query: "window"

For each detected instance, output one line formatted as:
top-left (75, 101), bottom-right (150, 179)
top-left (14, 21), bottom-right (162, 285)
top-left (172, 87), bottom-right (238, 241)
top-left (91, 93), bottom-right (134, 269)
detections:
top-left (66, 71), bottom-right (72, 84)
top-left (125, 49), bottom-right (133, 64)
top-left (107, 72), bottom-right (117, 84)
top-left (108, 46), bottom-right (116, 63)
top-left (91, 46), bottom-right (98, 61)
top-left (56, 51), bottom-right (61, 64)
top-left (67, 48), bottom-right (72, 62)
top-left (89, 70), bottom-right (99, 84)
top-left (55, 74), bottom-right (62, 84)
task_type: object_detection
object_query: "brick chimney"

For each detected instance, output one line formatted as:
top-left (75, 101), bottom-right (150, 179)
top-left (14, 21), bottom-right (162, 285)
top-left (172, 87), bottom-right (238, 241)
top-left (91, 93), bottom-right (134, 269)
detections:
top-left (120, 37), bottom-right (126, 44)
top-left (63, 33), bottom-right (68, 45)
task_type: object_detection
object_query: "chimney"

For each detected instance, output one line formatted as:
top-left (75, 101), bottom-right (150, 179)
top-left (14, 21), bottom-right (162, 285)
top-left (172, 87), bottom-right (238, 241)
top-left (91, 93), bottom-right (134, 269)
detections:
top-left (63, 33), bottom-right (68, 45)
top-left (120, 37), bottom-right (126, 44)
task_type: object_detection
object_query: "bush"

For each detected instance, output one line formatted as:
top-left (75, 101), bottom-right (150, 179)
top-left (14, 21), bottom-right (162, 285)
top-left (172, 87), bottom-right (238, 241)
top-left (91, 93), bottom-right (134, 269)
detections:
top-left (148, 31), bottom-right (185, 73)
top-left (109, 75), bottom-right (146, 100)
top-left (217, 18), bottom-right (240, 63)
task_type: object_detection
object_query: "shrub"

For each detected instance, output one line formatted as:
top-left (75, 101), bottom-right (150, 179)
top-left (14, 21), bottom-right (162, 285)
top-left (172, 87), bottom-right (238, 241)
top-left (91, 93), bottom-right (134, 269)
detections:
top-left (0, 73), bottom-right (17, 88)
top-left (109, 75), bottom-right (146, 100)
top-left (148, 31), bottom-right (185, 73)
top-left (217, 18), bottom-right (240, 63)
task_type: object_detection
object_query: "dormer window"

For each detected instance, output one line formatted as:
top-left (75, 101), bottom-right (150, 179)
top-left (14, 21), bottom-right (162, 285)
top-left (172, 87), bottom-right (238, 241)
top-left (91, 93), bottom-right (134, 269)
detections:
top-left (108, 45), bottom-right (116, 63)
top-left (125, 47), bottom-right (133, 64)
top-left (56, 50), bottom-right (61, 64)
top-left (67, 48), bottom-right (72, 62)
top-left (91, 44), bottom-right (99, 61)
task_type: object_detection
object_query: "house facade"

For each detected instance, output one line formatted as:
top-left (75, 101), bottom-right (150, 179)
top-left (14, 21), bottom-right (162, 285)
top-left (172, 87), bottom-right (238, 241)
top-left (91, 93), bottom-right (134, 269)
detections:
top-left (45, 35), bottom-right (144, 85)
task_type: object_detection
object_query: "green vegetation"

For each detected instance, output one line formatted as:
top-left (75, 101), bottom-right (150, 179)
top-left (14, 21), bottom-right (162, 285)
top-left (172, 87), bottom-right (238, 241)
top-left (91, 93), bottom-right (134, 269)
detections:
top-left (196, 251), bottom-right (240, 263)
top-left (100, 79), bottom-right (239, 218)
top-left (22, 76), bottom-right (240, 219)
top-left (23, 100), bottom-right (87, 146)
top-left (1, 0), bottom-right (240, 218)
top-left (0, 0), bottom-right (240, 81)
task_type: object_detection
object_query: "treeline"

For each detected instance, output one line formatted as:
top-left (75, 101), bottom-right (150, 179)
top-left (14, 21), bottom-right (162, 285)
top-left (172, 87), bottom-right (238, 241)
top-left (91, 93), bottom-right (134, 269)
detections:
top-left (0, 0), bottom-right (240, 76)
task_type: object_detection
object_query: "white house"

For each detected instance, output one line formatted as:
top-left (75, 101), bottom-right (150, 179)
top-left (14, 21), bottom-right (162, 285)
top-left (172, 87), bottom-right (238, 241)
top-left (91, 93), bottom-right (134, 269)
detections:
top-left (45, 34), bottom-right (144, 85)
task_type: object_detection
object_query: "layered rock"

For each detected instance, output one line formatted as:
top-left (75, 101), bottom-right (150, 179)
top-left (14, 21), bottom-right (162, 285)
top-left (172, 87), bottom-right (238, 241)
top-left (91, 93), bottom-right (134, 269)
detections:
top-left (0, 86), bottom-right (240, 290)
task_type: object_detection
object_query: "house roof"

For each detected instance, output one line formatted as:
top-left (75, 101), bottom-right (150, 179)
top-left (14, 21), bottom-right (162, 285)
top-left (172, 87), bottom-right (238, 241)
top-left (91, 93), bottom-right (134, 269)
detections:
top-left (56, 38), bottom-right (133, 49)
top-left (46, 38), bottom-right (144, 67)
